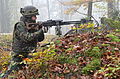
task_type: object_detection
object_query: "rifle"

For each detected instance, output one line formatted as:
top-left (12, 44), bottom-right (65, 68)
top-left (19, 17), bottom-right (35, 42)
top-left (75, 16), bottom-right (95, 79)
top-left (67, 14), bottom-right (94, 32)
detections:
top-left (27, 19), bottom-right (92, 36)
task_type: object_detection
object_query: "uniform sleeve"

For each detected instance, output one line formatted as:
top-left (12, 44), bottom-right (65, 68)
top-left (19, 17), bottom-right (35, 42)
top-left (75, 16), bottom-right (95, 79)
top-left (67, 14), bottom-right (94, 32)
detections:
top-left (37, 30), bottom-right (44, 42)
top-left (15, 23), bottom-right (44, 42)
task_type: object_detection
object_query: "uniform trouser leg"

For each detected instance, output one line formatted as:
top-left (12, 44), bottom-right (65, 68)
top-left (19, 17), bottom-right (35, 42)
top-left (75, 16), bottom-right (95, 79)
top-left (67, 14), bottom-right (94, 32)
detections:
top-left (2, 52), bottom-right (28, 77)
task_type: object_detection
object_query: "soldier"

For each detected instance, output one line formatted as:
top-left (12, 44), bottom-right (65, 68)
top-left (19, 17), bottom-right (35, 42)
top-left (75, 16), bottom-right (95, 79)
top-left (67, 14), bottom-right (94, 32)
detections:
top-left (1, 6), bottom-right (44, 78)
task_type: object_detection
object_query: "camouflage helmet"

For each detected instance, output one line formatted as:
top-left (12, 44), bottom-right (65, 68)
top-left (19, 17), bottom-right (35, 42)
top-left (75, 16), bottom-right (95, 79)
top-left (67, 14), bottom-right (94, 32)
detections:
top-left (20, 6), bottom-right (39, 16)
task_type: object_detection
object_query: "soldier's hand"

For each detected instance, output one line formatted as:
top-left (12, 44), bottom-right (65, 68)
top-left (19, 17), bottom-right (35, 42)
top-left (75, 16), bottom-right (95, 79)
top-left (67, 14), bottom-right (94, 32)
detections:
top-left (37, 21), bottom-right (43, 29)
top-left (42, 27), bottom-right (49, 33)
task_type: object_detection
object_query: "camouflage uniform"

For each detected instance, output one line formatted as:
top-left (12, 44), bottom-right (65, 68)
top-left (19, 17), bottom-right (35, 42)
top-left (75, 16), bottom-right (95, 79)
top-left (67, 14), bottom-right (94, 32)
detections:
top-left (13, 20), bottom-right (43, 63)
top-left (2, 21), bottom-right (44, 77)
top-left (1, 6), bottom-right (44, 77)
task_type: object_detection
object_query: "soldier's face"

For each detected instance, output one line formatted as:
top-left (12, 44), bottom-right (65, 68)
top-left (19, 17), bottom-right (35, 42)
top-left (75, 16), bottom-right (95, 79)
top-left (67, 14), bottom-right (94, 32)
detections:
top-left (31, 16), bottom-right (37, 21)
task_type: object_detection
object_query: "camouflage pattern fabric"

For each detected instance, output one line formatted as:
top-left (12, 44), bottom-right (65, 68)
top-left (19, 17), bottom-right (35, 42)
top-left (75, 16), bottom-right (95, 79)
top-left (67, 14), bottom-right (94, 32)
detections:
top-left (8, 51), bottom-right (27, 70)
top-left (12, 21), bottom-right (44, 53)
top-left (1, 21), bottom-right (44, 78)
top-left (12, 21), bottom-right (44, 70)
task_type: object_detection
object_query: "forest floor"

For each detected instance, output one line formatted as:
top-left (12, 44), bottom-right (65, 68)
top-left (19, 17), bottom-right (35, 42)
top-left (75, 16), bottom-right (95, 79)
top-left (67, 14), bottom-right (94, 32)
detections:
top-left (0, 30), bottom-right (120, 79)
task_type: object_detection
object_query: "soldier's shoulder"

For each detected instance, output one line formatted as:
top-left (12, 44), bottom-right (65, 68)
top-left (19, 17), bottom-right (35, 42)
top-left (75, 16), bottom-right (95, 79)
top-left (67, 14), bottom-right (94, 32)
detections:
top-left (14, 21), bottom-right (25, 29)
top-left (15, 21), bottom-right (25, 26)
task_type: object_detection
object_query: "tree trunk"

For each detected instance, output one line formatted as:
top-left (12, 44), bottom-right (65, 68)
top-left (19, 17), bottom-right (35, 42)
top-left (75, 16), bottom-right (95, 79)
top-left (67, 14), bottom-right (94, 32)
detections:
top-left (0, 0), bottom-right (10, 33)
top-left (31, 0), bottom-right (34, 5)
top-left (107, 0), bottom-right (114, 18)
top-left (47, 0), bottom-right (50, 19)
top-left (87, 1), bottom-right (93, 20)
top-left (107, 0), bottom-right (120, 19)
top-left (0, 0), bottom-right (2, 32)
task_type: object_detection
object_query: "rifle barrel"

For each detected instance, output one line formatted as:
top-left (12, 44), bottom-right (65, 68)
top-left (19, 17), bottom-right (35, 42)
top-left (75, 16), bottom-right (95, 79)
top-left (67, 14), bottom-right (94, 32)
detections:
top-left (41, 20), bottom-right (82, 27)
top-left (61, 21), bottom-right (81, 25)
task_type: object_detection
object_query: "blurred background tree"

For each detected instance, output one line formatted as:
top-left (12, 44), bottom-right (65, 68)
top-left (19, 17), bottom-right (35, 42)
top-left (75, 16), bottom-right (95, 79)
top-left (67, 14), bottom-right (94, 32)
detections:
top-left (0, 0), bottom-right (120, 33)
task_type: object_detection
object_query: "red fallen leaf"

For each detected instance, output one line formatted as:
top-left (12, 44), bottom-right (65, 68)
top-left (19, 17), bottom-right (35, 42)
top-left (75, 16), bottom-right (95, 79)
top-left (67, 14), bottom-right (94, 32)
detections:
top-left (79, 61), bottom-right (86, 66)
top-left (94, 73), bottom-right (104, 79)
top-left (49, 73), bottom-right (55, 79)
top-left (77, 57), bottom-right (84, 62)
top-left (80, 75), bottom-right (90, 79)
top-left (68, 42), bottom-right (73, 45)
top-left (114, 48), bottom-right (119, 51)
top-left (59, 76), bottom-right (65, 79)
top-left (63, 69), bottom-right (70, 74)
top-left (77, 35), bottom-right (82, 38)
top-left (76, 47), bottom-right (82, 50)
top-left (70, 76), bottom-right (77, 79)
top-left (114, 51), bottom-right (120, 57)
top-left (103, 52), bottom-right (112, 56)
top-left (82, 40), bottom-right (87, 43)
top-left (38, 73), bottom-right (42, 78)
top-left (102, 52), bottom-right (108, 56)
top-left (73, 45), bottom-right (82, 50)
top-left (82, 61), bottom-right (87, 66)
top-left (54, 66), bottom-right (63, 73)
top-left (64, 40), bottom-right (69, 44)
top-left (68, 64), bottom-right (79, 72)
top-left (63, 63), bottom-right (69, 67)
top-left (56, 76), bottom-right (65, 79)
top-left (73, 66), bottom-right (79, 72)
top-left (80, 47), bottom-right (88, 52)
top-left (61, 41), bottom-right (67, 45)
top-left (49, 64), bottom-right (64, 73)
top-left (64, 46), bottom-right (69, 48)
top-left (104, 41), bottom-right (117, 45)
top-left (92, 42), bottom-right (98, 45)
top-left (78, 62), bottom-right (83, 66)
top-left (56, 76), bottom-right (61, 79)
